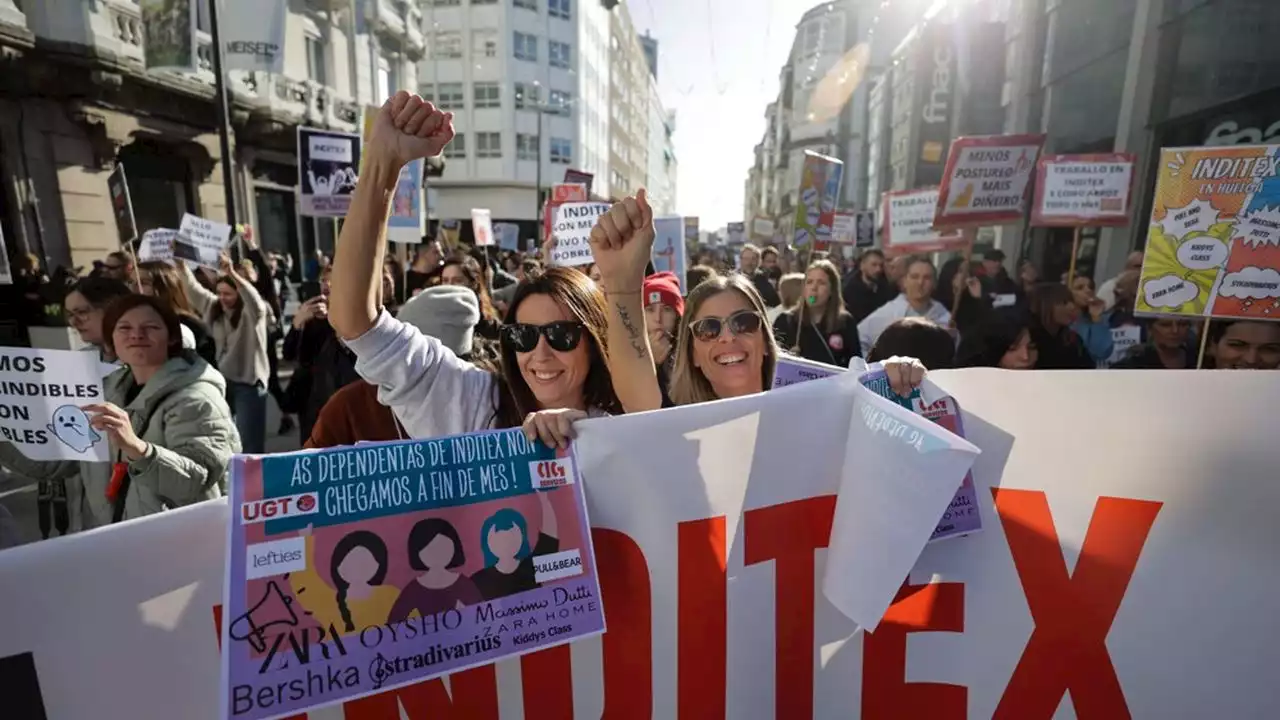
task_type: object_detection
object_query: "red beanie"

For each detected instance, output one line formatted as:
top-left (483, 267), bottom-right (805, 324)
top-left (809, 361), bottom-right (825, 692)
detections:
top-left (643, 271), bottom-right (684, 317)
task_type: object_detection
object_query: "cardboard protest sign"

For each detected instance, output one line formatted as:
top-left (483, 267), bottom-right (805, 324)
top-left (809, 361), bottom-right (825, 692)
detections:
top-left (173, 214), bottom-right (232, 270)
top-left (793, 151), bottom-right (844, 246)
top-left (298, 127), bottom-right (361, 217)
top-left (107, 164), bottom-right (138, 245)
top-left (137, 229), bottom-right (178, 265)
top-left (934, 134), bottom-right (1045, 228)
top-left (882, 187), bottom-right (966, 254)
top-left (7, 372), bottom-right (1280, 718)
top-left (494, 222), bottom-right (520, 251)
top-left (652, 216), bottom-right (688, 293)
top-left (471, 208), bottom-right (493, 246)
top-left (222, 430), bottom-right (604, 719)
top-left (549, 202), bottom-right (609, 267)
top-left (541, 183), bottom-right (589, 241)
top-left (1137, 144), bottom-right (1280, 319)
top-left (830, 212), bottom-right (856, 244)
top-left (386, 159), bottom-right (423, 244)
top-left (1032, 153), bottom-right (1136, 227)
top-left (771, 353), bottom-right (844, 389)
top-left (0, 348), bottom-right (110, 462)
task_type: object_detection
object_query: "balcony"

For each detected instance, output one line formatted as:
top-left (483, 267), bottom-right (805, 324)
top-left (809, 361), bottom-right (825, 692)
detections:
top-left (237, 73), bottom-right (359, 134)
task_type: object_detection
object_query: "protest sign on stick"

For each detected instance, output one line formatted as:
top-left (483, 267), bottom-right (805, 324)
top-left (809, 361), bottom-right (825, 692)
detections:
top-left (137, 229), bottom-right (178, 265)
top-left (471, 208), bottom-right (494, 246)
top-left (0, 347), bottom-right (110, 462)
top-left (652, 216), bottom-right (688, 292)
top-left (882, 188), bottom-right (966, 254)
top-left (298, 127), bottom-right (361, 218)
top-left (549, 202), bottom-right (609, 267)
top-left (933, 134), bottom-right (1045, 229)
top-left (386, 160), bottom-right (423, 244)
top-left (221, 430), bottom-right (605, 720)
top-left (173, 214), bottom-right (232, 270)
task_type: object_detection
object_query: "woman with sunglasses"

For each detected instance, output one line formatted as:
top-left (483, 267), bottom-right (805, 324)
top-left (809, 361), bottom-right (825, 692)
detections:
top-left (328, 92), bottom-right (620, 441)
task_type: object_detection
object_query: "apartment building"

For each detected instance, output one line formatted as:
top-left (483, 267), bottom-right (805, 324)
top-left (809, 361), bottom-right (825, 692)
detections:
top-left (607, 3), bottom-right (649, 198)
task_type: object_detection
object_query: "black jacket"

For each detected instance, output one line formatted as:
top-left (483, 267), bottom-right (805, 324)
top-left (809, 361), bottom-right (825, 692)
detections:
top-left (842, 272), bottom-right (896, 327)
top-left (773, 310), bottom-right (860, 369)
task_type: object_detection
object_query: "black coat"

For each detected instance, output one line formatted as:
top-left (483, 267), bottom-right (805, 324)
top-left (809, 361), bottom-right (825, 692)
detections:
top-left (773, 310), bottom-right (861, 368)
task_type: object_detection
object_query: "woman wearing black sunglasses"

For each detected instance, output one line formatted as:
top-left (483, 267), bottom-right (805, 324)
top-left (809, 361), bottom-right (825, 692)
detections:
top-left (329, 92), bottom-right (621, 440)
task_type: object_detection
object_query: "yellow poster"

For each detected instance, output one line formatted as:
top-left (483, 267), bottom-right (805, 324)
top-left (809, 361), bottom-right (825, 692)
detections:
top-left (1137, 145), bottom-right (1280, 319)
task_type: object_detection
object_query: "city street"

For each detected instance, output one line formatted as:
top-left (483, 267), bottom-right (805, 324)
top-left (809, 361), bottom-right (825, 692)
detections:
top-left (0, 390), bottom-right (302, 547)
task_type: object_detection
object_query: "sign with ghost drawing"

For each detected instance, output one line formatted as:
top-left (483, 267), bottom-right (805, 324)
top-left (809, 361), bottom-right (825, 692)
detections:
top-left (0, 348), bottom-right (111, 462)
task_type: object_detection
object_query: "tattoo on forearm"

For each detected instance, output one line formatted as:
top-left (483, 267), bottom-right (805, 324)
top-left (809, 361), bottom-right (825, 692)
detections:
top-left (615, 303), bottom-right (647, 359)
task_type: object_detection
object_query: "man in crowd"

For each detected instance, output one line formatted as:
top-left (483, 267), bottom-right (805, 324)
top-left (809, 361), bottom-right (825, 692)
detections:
top-left (980, 249), bottom-right (1020, 297)
top-left (842, 248), bottom-right (895, 326)
top-left (857, 256), bottom-right (952, 357)
top-left (1097, 251), bottom-right (1144, 310)
top-left (737, 243), bottom-right (781, 307)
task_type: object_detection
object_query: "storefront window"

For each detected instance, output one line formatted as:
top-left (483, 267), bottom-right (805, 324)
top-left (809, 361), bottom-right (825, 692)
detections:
top-left (1161, 0), bottom-right (1280, 122)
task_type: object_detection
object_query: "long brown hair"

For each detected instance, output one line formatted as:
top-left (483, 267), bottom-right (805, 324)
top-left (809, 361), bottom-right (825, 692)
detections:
top-left (443, 257), bottom-right (498, 324)
top-left (789, 259), bottom-right (849, 344)
top-left (1030, 282), bottom-right (1073, 331)
top-left (669, 274), bottom-right (778, 406)
top-left (138, 261), bottom-right (198, 319)
top-left (488, 266), bottom-right (621, 427)
top-left (210, 277), bottom-right (244, 328)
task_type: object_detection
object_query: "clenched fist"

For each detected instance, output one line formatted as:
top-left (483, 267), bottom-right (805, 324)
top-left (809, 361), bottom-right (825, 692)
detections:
top-left (365, 91), bottom-right (456, 176)
top-left (589, 188), bottom-right (654, 291)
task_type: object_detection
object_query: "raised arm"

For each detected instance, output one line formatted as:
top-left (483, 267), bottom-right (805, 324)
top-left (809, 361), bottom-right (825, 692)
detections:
top-left (218, 254), bottom-right (268, 320)
top-left (591, 190), bottom-right (664, 413)
top-left (330, 91), bottom-right (455, 340)
top-left (180, 261), bottom-right (217, 316)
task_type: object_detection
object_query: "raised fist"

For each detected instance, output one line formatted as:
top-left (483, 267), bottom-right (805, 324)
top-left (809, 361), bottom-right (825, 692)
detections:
top-left (588, 189), bottom-right (654, 289)
top-left (366, 90), bottom-right (456, 173)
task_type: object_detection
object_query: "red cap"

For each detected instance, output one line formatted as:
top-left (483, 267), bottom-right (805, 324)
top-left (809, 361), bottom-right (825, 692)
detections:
top-left (642, 271), bottom-right (684, 317)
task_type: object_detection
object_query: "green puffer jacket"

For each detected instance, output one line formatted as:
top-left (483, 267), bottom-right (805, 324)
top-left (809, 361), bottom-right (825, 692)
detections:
top-left (0, 356), bottom-right (240, 529)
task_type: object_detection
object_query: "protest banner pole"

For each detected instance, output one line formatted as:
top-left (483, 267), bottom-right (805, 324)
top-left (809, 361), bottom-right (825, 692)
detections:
top-left (207, 0), bottom-right (239, 228)
top-left (124, 240), bottom-right (143, 293)
top-left (1195, 315), bottom-right (1213, 369)
top-left (1066, 225), bottom-right (1082, 286)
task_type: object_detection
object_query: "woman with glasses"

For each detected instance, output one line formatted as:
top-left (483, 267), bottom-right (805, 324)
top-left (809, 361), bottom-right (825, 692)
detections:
top-left (327, 91), bottom-right (620, 445)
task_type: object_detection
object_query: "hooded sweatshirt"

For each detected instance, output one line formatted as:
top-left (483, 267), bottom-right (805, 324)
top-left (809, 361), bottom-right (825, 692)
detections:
top-left (0, 356), bottom-right (238, 529)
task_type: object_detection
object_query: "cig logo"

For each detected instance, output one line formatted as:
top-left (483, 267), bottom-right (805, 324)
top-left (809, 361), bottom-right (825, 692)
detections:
top-left (529, 458), bottom-right (575, 489)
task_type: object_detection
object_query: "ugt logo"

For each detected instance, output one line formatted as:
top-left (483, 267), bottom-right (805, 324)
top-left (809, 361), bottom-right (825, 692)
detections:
top-left (529, 458), bottom-right (575, 489)
top-left (240, 492), bottom-right (319, 525)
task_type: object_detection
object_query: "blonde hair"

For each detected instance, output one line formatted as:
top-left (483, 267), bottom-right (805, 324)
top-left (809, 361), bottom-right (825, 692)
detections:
top-left (669, 274), bottom-right (778, 406)
top-left (778, 272), bottom-right (804, 309)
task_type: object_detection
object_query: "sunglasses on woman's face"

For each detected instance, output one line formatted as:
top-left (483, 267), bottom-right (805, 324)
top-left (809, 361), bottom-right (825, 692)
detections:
top-left (688, 310), bottom-right (763, 342)
top-left (501, 321), bottom-right (585, 353)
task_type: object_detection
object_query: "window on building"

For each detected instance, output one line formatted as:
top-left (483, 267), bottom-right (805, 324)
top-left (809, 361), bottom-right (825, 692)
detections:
top-left (514, 0), bottom-right (537, 10)
top-left (550, 137), bottom-right (571, 164)
top-left (550, 41), bottom-right (571, 68)
top-left (513, 32), bottom-right (538, 62)
top-left (477, 132), bottom-right (502, 158)
top-left (445, 132), bottom-right (466, 159)
top-left (517, 133), bottom-right (538, 160)
top-left (548, 0), bottom-right (570, 19)
top-left (431, 31), bottom-right (463, 59)
top-left (474, 82), bottom-right (500, 108)
top-left (305, 35), bottom-right (327, 85)
top-left (377, 57), bottom-right (391, 106)
top-left (611, 169), bottom-right (625, 189)
top-left (431, 82), bottom-right (465, 109)
top-left (514, 82), bottom-right (541, 109)
top-left (429, 0), bottom-right (460, 5)
top-left (473, 29), bottom-right (498, 57)
top-left (550, 89), bottom-right (572, 112)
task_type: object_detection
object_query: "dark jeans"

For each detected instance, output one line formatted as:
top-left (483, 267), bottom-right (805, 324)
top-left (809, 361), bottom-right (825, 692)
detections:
top-left (228, 381), bottom-right (268, 454)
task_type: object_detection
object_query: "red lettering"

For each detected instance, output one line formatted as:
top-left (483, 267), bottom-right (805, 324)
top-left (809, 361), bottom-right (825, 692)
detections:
top-left (861, 583), bottom-right (966, 719)
top-left (521, 645), bottom-right (573, 718)
top-left (263, 502), bottom-right (278, 519)
top-left (678, 516), bottom-right (726, 718)
top-left (594, 528), bottom-right (652, 717)
top-left (743, 496), bottom-right (835, 720)
top-left (992, 489), bottom-right (1162, 720)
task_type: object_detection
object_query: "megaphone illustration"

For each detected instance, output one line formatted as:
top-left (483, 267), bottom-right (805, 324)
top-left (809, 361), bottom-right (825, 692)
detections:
top-left (229, 580), bottom-right (300, 653)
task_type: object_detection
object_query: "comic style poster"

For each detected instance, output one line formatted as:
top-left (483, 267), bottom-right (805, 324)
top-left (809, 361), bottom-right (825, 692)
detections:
top-left (1137, 144), bottom-right (1280, 319)
top-left (298, 127), bottom-right (361, 218)
top-left (792, 151), bottom-right (844, 247)
top-left (221, 430), bottom-right (604, 720)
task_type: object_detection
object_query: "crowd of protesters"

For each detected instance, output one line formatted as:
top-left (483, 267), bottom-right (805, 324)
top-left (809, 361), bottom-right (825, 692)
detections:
top-left (0, 90), bottom-right (1275, 546)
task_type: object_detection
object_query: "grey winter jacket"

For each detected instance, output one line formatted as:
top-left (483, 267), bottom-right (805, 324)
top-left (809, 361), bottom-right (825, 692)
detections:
top-left (0, 356), bottom-right (239, 529)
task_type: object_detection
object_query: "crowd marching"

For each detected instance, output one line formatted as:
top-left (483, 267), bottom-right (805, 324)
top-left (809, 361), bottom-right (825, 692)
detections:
top-left (0, 91), bottom-right (1277, 545)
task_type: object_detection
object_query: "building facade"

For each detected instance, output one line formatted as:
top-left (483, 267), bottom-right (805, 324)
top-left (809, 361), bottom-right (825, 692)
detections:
top-left (0, 0), bottom-right (421, 274)
top-left (607, 4), bottom-right (649, 199)
top-left (645, 72), bottom-right (677, 215)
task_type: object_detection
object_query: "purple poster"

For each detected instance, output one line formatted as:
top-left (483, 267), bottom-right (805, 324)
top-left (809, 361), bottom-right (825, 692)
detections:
top-left (221, 430), bottom-right (605, 720)
top-left (771, 354), bottom-right (845, 389)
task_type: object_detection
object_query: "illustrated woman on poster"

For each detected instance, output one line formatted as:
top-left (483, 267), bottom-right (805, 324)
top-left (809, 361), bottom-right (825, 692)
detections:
top-left (387, 518), bottom-right (482, 622)
top-left (471, 493), bottom-right (559, 600)
top-left (289, 526), bottom-right (398, 633)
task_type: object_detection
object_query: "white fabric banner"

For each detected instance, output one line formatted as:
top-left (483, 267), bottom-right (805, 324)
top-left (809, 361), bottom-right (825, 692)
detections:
top-left (222, 0), bottom-right (287, 73)
top-left (1, 371), bottom-right (1277, 718)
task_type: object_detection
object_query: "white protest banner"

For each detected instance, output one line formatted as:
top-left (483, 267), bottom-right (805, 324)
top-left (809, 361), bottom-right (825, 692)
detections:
top-left (3, 371), bottom-right (1280, 718)
top-left (882, 187), bottom-right (965, 254)
top-left (831, 212), bottom-right (857, 244)
top-left (0, 347), bottom-right (109, 462)
top-left (854, 210), bottom-right (876, 247)
top-left (299, 127), bottom-right (361, 218)
top-left (550, 202), bottom-right (609, 267)
top-left (221, 0), bottom-right (286, 73)
top-left (652, 216), bottom-right (688, 293)
top-left (751, 217), bottom-right (775, 239)
top-left (174, 214), bottom-right (232, 270)
top-left (494, 222), bottom-right (520, 251)
top-left (1103, 324), bottom-right (1143, 367)
top-left (138, 228), bottom-right (178, 265)
top-left (1032, 153), bottom-right (1136, 227)
top-left (471, 208), bottom-right (494, 246)
top-left (541, 183), bottom-right (589, 239)
top-left (934, 134), bottom-right (1045, 228)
